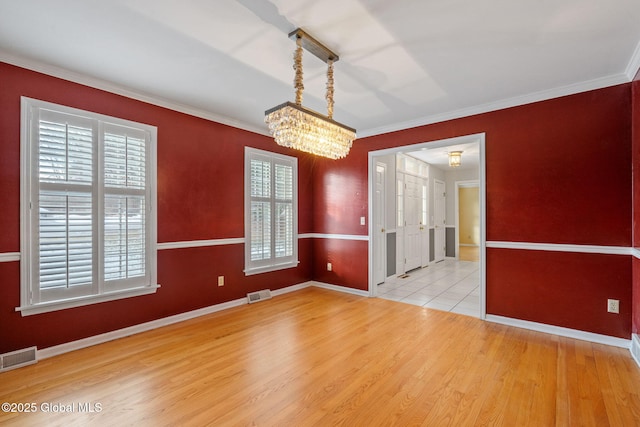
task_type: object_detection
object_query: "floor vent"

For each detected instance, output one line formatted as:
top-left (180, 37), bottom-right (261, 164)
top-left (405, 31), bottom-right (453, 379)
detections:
top-left (247, 289), bottom-right (272, 304)
top-left (1, 347), bottom-right (37, 372)
top-left (399, 274), bottom-right (410, 279)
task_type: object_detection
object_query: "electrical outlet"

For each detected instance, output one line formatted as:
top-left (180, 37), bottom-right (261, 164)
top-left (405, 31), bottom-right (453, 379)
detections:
top-left (360, 216), bottom-right (366, 225)
top-left (607, 299), bottom-right (619, 314)
top-left (218, 276), bottom-right (224, 287)
top-left (327, 262), bottom-right (332, 271)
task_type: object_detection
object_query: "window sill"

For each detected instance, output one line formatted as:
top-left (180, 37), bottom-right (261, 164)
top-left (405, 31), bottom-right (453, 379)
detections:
top-left (244, 261), bottom-right (299, 276)
top-left (16, 285), bottom-right (161, 316)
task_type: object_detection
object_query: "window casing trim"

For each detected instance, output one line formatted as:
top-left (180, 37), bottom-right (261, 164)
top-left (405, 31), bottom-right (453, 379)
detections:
top-left (16, 284), bottom-right (161, 316)
top-left (19, 97), bottom-right (158, 315)
top-left (244, 147), bottom-right (298, 275)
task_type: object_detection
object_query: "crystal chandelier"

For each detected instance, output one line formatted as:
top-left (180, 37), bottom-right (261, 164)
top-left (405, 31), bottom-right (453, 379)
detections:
top-left (265, 29), bottom-right (356, 160)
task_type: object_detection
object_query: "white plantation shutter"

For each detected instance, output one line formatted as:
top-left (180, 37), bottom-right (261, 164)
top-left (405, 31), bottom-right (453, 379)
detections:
top-left (274, 163), bottom-right (293, 258)
top-left (35, 110), bottom-right (96, 300)
top-left (103, 126), bottom-right (147, 289)
top-left (20, 98), bottom-right (158, 315)
top-left (245, 148), bottom-right (297, 274)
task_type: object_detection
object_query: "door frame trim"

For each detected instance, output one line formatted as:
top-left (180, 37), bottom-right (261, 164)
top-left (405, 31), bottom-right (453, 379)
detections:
top-left (367, 133), bottom-right (487, 319)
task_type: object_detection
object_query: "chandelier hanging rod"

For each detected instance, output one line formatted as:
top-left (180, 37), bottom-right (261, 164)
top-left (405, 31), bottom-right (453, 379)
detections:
top-left (288, 28), bottom-right (339, 64)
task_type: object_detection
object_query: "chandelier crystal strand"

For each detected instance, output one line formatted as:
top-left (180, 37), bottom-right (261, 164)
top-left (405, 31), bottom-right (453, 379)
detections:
top-left (294, 36), bottom-right (304, 106)
top-left (326, 58), bottom-right (334, 119)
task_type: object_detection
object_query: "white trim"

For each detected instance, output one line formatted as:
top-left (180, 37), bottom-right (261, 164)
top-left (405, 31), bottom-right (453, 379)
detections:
top-left (17, 285), bottom-right (161, 316)
top-left (157, 238), bottom-right (245, 250)
top-left (631, 334), bottom-right (640, 369)
top-left (311, 281), bottom-right (370, 297)
top-left (157, 234), bottom-right (369, 251)
top-left (486, 315), bottom-right (631, 349)
top-left (486, 241), bottom-right (631, 256)
top-left (359, 74), bottom-right (629, 138)
top-left (625, 40), bottom-right (640, 81)
top-left (271, 281), bottom-right (313, 296)
top-left (244, 147), bottom-right (298, 276)
top-left (36, 280), bottom-right (363, 360)
top-left (632, 248), bottom-right (640, 260)
top-left (0, 252), bottom-right (20, 262)
top-left (20, 97), bottom-right (158, 314)
top-left (298, 233), bottom-right (369, 241)
top-left (1, 50), bottom-right (269, 137)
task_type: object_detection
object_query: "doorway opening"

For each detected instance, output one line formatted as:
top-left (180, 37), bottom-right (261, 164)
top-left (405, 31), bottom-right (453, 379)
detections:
top-left (367, 133), bottom-right (486, 319)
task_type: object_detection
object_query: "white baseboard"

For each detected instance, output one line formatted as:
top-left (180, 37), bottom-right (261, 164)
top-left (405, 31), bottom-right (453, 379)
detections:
top-left (486, 315), bottom-right (631, 349)
top-left (631, 334), bottom-right (640, 369)
top-left (271, 281), bottom-right (313, 296)
top-left (310, 281), bottom-right (370, 297)
top-left (37, 281), bottom-right (365, 360)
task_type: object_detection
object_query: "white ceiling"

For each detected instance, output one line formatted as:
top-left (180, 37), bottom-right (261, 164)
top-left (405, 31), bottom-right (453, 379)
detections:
top-left (1, 0), bottom-right (639, 138)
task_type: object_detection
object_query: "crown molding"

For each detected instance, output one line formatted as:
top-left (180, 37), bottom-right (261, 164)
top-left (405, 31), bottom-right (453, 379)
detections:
top-left (3, 48), bottom-right (635, 140)
top-left (625, 40), bottom-right (640, 81)
top-left (0, 50), bottom-right (270, 137)
top-left (358, 73), bottom-right (630, 138)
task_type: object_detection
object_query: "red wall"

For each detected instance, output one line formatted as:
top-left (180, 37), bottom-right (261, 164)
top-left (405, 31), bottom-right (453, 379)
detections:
top-left (313, 84), bottom-right (633, 338)
top-left (1, 61), bottom-right (636, 352)
top-left (633, 70), bottom-right (640, 336)
top-left (0, 62), bottom-right (315, 353)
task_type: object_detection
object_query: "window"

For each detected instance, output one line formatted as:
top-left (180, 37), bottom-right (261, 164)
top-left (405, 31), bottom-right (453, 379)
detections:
top-left (19, 97), bottom-right (158, 315)
top-left (244, 147), bottom-right (298, 275)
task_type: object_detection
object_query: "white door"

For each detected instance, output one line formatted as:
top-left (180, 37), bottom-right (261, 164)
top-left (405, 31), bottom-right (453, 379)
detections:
top-left (434, 179), bottom-right (446, 262)
top-left (420, 179), bottom-right (429, 267)
top-left (373, 163), bottom-right (386, 285)
top-left (396, 173), bottom-right (405, 275)
top-left (404, 174), bottom-right (422, 271)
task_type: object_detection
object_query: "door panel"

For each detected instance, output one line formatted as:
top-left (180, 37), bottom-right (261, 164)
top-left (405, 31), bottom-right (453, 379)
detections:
top-left (404, 175), bottom-right (421, 271)
top-left (420, 180), bottom-right (429, 267)
top-left (374, 163), bottom-right (386, 285)
top-left (434, 179), bottom-right (446, 262)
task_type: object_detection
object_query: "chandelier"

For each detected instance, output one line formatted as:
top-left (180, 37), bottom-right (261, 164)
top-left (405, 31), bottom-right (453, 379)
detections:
top-left (448, 151), bottom-right (463, 167)
top-left (265, 29), bottom-right (356, 159)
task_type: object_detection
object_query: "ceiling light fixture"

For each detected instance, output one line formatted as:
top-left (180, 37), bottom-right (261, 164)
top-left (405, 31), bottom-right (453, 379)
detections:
top-left (265, 29), bottom-right (356, 160)
top-left (448, 151), bottom-right (462, 167)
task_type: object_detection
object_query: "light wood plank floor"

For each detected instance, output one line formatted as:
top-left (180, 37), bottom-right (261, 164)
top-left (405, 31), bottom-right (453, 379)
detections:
top-left (1, 288), bottom-right (639, 426)
top-left (458, 246), bottom-right (479, 262)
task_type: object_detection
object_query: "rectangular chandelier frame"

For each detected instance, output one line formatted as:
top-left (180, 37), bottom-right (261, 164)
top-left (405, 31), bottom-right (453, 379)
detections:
top-left (265, 101), bottom-right (356, 134)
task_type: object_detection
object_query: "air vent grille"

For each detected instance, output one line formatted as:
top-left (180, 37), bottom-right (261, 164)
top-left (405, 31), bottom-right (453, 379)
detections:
top-left (1, 347), bottom-right (37, 372)
top-left (247, 289), bottom-right (272, 304)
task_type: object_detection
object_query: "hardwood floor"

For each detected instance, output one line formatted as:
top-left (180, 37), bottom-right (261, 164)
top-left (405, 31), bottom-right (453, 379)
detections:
top-left (458, 245), bottom-right (479, 262)
top-left (1, 287), bottom-right (639, 426)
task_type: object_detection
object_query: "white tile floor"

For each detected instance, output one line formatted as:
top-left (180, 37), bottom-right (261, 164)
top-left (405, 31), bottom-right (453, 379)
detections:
top-left (377, 259), bottom-right (480, 317)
